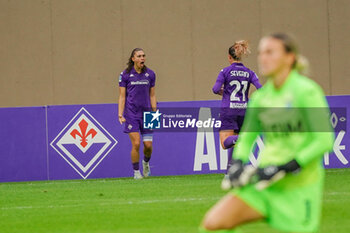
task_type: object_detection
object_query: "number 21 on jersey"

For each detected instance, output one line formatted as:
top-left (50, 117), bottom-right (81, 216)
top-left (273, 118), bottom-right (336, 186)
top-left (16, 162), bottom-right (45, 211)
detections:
top-left (230, 80), bottom-right (248, 102)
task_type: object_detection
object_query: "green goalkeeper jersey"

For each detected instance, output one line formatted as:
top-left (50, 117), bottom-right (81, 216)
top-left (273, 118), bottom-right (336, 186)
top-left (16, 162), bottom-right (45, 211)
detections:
top-left (234, 70), bottom-right (335, 189)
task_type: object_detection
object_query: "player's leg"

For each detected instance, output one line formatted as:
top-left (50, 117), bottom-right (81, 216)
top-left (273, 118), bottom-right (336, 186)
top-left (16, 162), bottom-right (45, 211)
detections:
top-left (219, 114), bottom-right (240, 173)
top-left (142, 134), bottom-right (153, 159)
top-left (219, 113), bottom-right (239, 149)
top-left (219, 130), bottom-right (235, 149)
top-left (128, 132), bottom-right (142, 179)
top-left (223, 116), bottom-right (243, 171)
top-left (201, 193), bottom-right (264, 232)
top-left (142, 134), bottom-right (153, 177)
top-left (220, 130), bottom-right (239, 174)
top-left (140, 115), bottom-right (153, 177)
top-left (222, 115), bottom-right (243, 150)
top-left (265, 177), bottom-right (324, 233)
top-left (223, 134), bottom-right (239, 149)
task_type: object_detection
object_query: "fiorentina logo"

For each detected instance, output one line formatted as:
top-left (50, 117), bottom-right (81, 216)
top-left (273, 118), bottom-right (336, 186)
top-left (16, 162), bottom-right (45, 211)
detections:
top-left (50, 107), bottom-right (117, 179)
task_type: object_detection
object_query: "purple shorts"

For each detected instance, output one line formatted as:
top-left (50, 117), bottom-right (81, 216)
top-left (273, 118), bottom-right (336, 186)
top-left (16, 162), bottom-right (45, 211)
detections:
top-left (124, 117), bottom-right (153, 141)
top-left (219, 112), bottom-right (245, 133)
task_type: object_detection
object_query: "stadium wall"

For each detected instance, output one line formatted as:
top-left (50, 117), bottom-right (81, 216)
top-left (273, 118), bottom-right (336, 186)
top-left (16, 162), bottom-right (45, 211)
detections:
top-left (0, 0), bottom-right (349, 107)
top-left (0, 96), bottom-right (348, 183)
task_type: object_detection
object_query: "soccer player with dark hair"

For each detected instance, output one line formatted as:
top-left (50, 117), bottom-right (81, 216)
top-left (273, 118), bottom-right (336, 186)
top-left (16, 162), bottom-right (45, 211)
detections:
top-left (118, 48), bottom-right (156, 179)
top-left (200, 34), bottom-right (334, 232)
top-left (212, 40), bottom-right (262, 175)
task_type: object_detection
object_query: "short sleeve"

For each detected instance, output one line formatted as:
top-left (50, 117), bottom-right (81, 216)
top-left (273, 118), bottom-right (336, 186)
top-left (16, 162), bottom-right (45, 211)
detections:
top-left (119, 72), bottom-right (127, 87)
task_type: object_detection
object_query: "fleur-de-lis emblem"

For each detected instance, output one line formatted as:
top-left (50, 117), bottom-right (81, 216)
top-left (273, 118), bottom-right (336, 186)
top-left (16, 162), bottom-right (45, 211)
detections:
top-left (70, 119), bottom-right (97, 148)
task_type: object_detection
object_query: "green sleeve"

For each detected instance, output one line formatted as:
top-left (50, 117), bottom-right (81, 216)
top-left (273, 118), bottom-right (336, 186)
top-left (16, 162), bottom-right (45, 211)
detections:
top-left (234, 93), bottom-right (262, 163)
top-left (295, 86), bottom-right (335, 167)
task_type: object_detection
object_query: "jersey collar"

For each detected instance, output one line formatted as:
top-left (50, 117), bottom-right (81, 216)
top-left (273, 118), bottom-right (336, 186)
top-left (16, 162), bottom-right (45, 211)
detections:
top-left (267, 69), bottom-right (298, 92)
top-left (131, 66), bottom-right (146, 75)
top-left (231, 62), bottom-right (244, 67)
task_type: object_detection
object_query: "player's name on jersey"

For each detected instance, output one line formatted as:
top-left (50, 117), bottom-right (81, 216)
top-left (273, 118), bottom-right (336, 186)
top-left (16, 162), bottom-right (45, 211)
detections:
top-left (130, 80), bottom-right (149, 85)
top-left (230, 102), bottom-right (247, 109)
top-left (230, 70), bottom-right (250, 78)
top-left (162, 118), bottom-right (221, 129)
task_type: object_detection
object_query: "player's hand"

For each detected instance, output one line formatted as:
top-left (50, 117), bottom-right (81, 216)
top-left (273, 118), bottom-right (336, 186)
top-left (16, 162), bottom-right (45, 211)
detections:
top-left (253, 166), bottom-right (286, 190)
top-left (118, 115), bottom-right (126, 125)
top-left (253, 160), bottom-right (301, 190)
top-left (218, 87), bottom-right (224, 96)
top-left (221, 160), bottom-right (256, 190)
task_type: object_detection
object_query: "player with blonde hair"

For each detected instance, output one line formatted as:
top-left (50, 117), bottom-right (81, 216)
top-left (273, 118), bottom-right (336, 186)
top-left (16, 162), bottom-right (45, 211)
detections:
top-left (212, 40), bottom-right (262, 175)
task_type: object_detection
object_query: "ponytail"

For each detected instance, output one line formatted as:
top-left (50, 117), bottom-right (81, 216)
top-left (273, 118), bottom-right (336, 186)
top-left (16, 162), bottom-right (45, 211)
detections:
top-left (228, 40), bottom-right (250, 61)
top-left (294, 54), bottom-right (309, 76)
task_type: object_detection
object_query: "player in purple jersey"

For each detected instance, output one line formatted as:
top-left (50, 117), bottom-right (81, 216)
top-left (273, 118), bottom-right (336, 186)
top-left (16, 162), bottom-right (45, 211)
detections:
top-left (212, 40), bottom-right (262, 174)
top-left (118, 48), bottom-right (157, 179)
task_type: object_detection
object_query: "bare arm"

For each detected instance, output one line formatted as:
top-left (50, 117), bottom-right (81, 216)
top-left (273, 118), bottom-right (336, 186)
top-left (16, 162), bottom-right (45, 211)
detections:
top-left (150, 87), bottom-right (157, 111)
top-left (118, 87), bottom-right (126, 124)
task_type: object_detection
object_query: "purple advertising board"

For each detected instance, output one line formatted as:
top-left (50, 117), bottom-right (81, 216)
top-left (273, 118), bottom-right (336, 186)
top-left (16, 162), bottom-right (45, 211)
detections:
top-left (0, 107), bottom-right (47, 182)
top-left (0, 96), bottom-right (349, 182)
top-left (324, 95), bottom-right (349, 168)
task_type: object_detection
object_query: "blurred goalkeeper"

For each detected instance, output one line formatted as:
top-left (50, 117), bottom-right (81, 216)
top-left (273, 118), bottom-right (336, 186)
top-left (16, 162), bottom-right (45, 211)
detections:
top-left (200, 33), bottom-right (334, 233)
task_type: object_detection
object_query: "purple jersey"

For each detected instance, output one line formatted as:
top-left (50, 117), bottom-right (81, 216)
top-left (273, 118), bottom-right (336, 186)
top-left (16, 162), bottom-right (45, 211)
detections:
top-left (212, 62), bottom-right (261, 115)
top-left (119, 67), bottom-right (156, 119)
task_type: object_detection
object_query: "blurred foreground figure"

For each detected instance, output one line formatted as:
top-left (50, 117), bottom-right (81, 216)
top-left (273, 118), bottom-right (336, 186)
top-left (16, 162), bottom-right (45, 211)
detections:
top-left (200, 33), bottom-right (334, 233)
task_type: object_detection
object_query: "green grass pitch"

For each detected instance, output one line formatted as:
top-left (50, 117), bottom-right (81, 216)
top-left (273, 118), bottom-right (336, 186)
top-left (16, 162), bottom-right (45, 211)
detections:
top-left (0, 169), bottom-right (349, 233)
